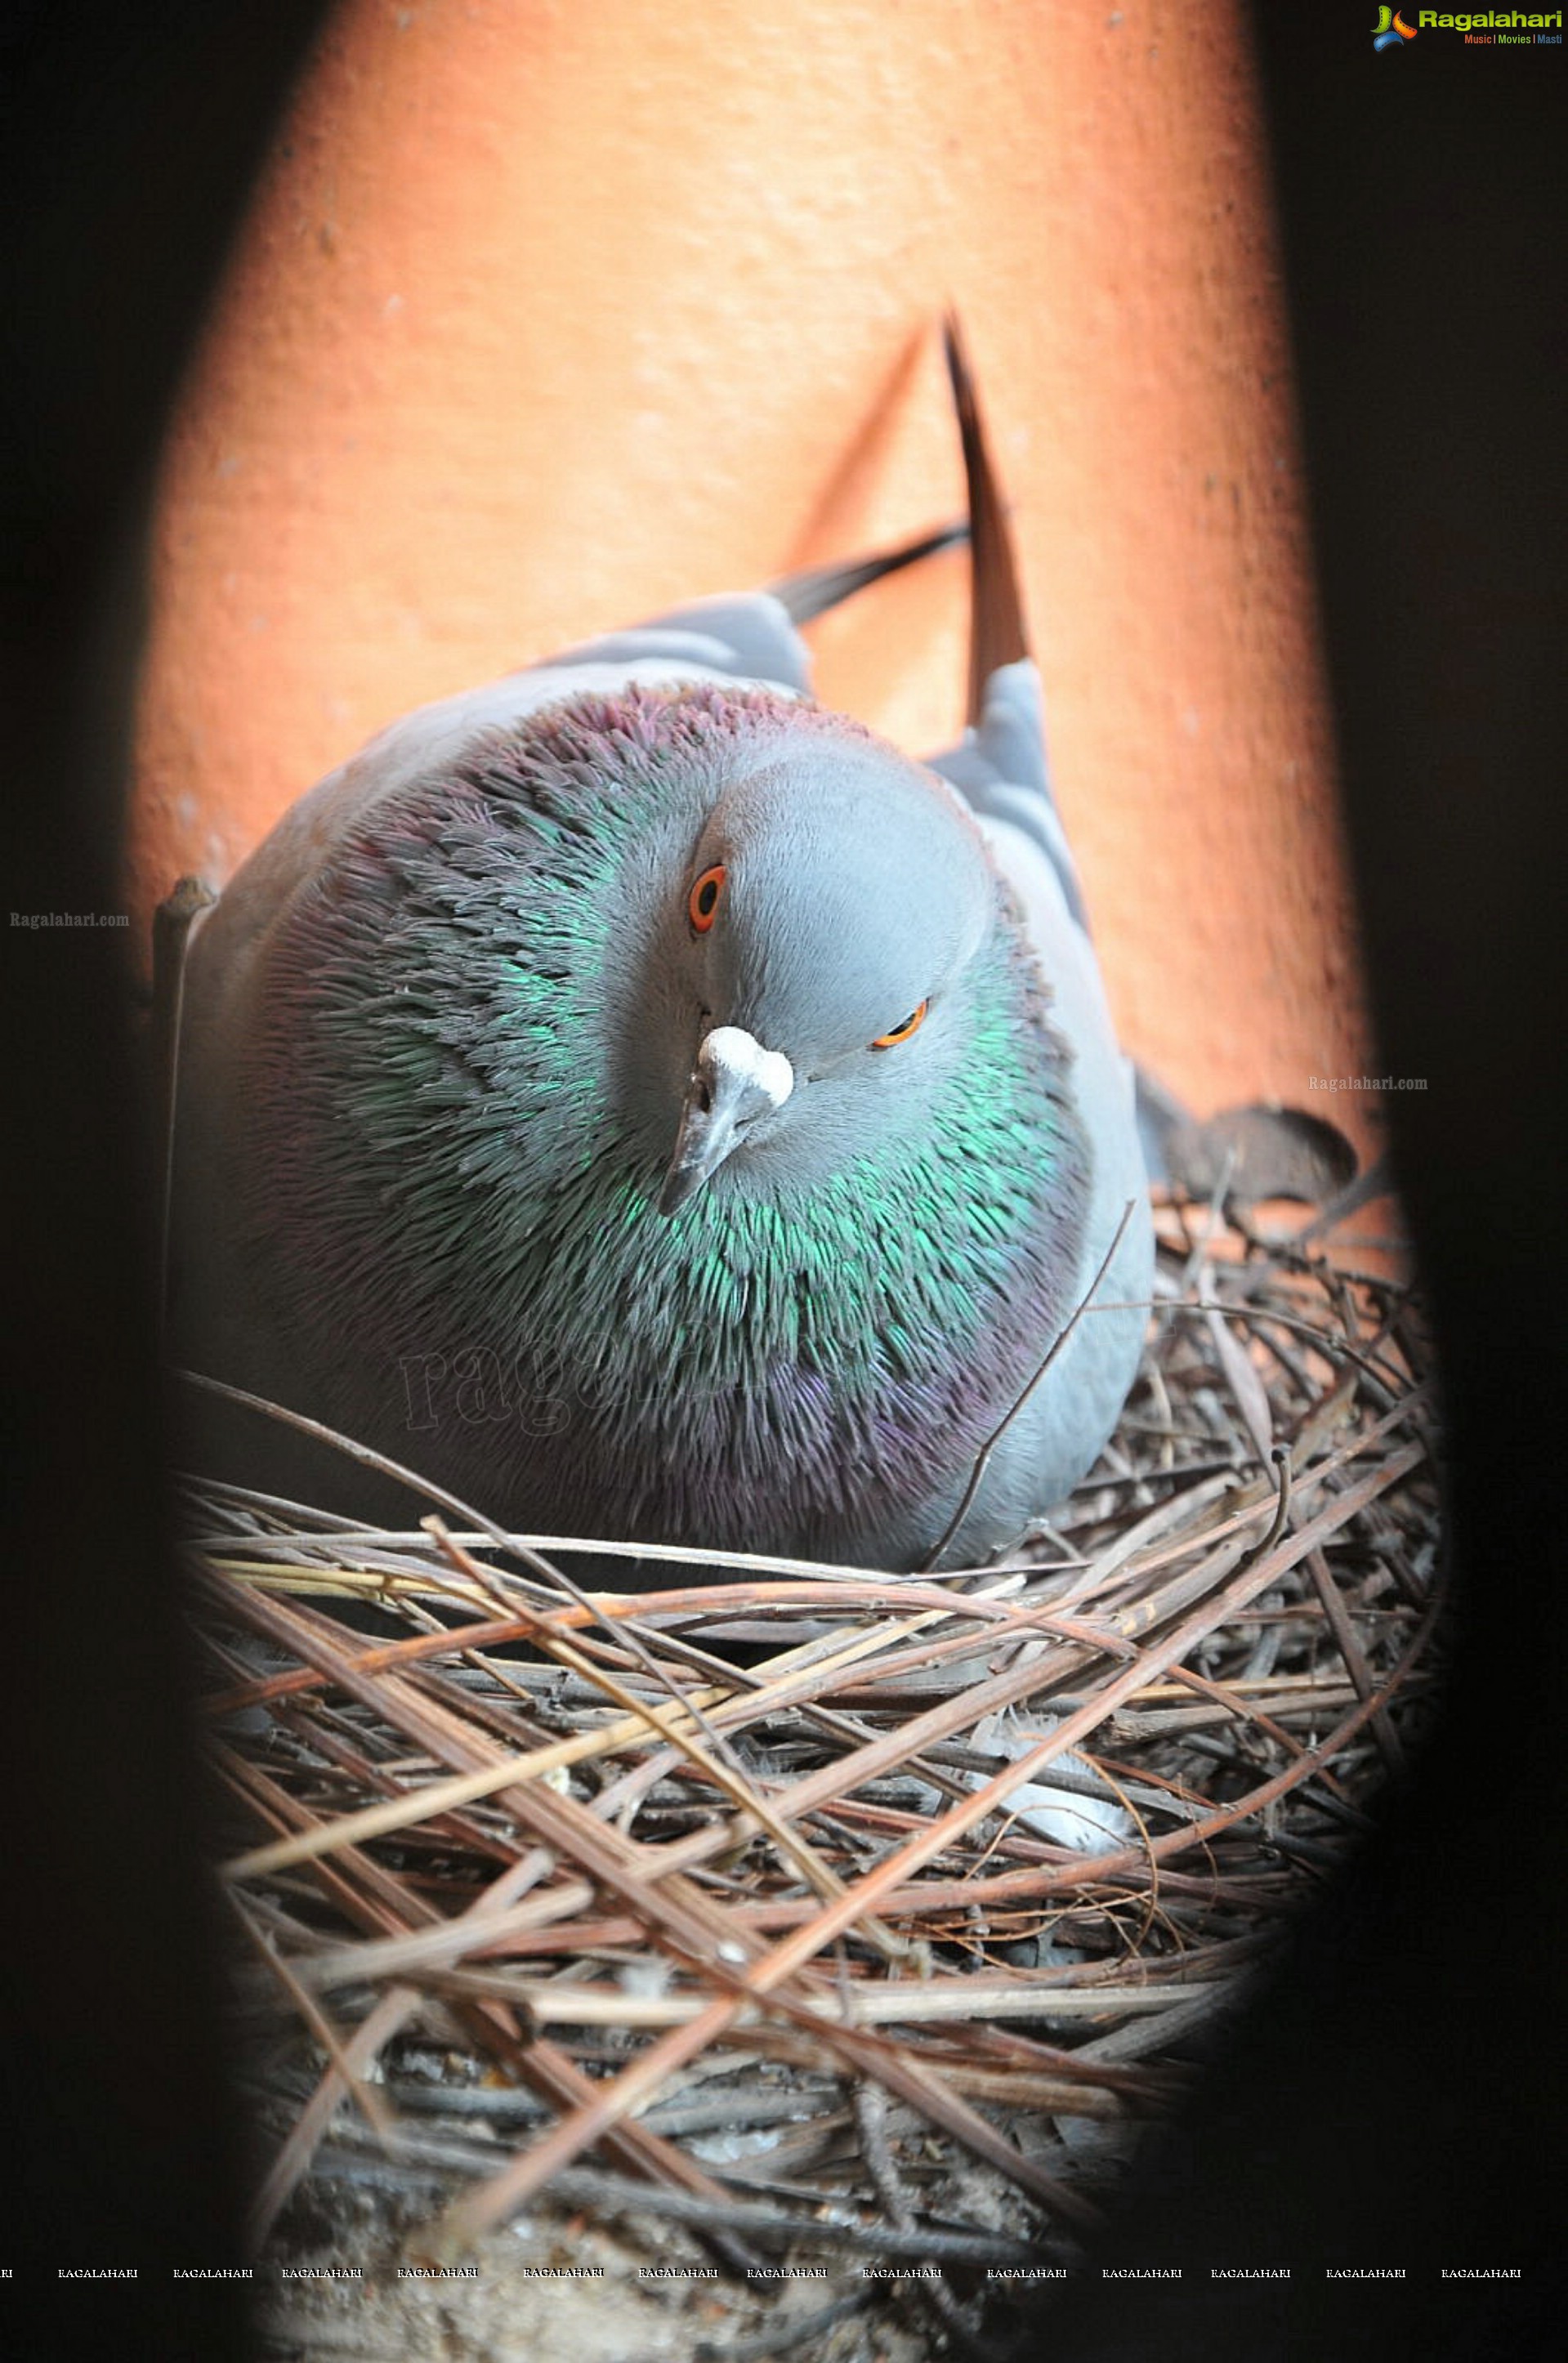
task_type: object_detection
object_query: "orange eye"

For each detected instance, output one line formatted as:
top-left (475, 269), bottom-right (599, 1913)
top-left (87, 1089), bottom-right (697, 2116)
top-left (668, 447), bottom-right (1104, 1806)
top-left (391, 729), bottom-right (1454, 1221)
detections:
top-left (870, 998), bottom-right (929, 1051)
top-left (688, 864), bottom-right (726, 933)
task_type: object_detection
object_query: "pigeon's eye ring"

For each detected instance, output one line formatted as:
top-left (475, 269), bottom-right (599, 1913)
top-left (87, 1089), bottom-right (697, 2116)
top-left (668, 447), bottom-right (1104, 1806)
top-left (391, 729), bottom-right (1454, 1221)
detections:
top-left (870, 999), bottom-right (930, 1051)
top-left (688, 864), bottom-right (727, 933)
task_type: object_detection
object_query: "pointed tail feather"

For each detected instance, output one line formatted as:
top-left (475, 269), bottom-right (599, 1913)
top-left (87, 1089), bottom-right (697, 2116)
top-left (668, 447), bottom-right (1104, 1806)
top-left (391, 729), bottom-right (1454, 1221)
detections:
top-left (767, 518), bottom-right (966, 625)
top-left (943, 313), bottom-right (1030, 726)
top-left (771, 315), bottom-right (1030, 732)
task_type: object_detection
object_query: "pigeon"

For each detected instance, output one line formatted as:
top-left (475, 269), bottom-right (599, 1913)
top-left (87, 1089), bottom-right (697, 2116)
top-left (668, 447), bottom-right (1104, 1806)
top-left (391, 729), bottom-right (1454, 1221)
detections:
top-left (170, 324), bottom-right (1153, 1572)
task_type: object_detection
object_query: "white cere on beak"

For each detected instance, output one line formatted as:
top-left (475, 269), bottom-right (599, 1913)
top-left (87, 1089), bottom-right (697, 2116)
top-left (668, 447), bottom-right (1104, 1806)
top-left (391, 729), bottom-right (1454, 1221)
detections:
top-left (702, 1025), bottom-right (794, 1114)
top-left (659, 1025), bottom-right (795, 1214)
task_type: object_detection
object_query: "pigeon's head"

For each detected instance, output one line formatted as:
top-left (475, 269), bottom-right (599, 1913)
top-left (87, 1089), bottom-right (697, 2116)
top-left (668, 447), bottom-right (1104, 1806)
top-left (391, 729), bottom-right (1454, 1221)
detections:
top-left (655, 725), bottom-right (1000, 1212)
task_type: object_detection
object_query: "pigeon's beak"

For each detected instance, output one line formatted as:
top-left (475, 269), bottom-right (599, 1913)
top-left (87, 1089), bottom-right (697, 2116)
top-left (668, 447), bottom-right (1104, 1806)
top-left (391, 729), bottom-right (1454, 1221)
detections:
top-left (659, 1025), bottom-right (794, 1215)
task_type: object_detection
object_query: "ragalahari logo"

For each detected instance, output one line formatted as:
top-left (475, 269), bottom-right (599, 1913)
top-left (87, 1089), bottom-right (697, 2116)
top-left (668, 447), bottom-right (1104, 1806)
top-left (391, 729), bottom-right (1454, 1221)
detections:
top-left (1374, 6), bottom-right (1418, 44)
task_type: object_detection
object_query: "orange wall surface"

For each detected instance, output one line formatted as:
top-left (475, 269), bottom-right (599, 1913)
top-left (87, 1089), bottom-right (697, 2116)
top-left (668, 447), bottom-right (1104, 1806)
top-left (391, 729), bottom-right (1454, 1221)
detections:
top-left (130, 0), bottom-right (1370, 1141)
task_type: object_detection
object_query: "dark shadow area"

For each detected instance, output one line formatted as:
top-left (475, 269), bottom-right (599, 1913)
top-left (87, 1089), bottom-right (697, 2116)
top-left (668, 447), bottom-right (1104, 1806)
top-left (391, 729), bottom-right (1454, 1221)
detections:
top-left (1018, 12), bottom-right (1566, 2356)
top-left (1, 6), bottom-right (326, 2357)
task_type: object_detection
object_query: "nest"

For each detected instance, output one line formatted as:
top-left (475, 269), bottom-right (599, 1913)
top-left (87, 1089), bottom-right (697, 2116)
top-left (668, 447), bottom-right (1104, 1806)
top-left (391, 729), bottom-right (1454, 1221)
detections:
top-left (189, 1190), bottom-right (1441, 2359)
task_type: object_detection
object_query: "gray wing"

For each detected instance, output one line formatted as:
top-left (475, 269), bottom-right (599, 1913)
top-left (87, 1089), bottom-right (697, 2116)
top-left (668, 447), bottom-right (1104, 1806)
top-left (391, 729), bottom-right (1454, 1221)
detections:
top-left (928, 657), bottom-right (1088, 933)
top-left (536, 594), bottom-right (815, 695)
top-left (938, 686), bottom-right (1155, 1543)
top-left (915, 321), bottom-right (1151, 1547)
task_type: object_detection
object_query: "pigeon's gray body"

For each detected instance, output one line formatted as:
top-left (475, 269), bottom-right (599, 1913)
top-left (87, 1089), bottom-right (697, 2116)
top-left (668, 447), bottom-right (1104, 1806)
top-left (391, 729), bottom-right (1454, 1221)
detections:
top-left (172, 361), bottom-right (1152, 1573)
